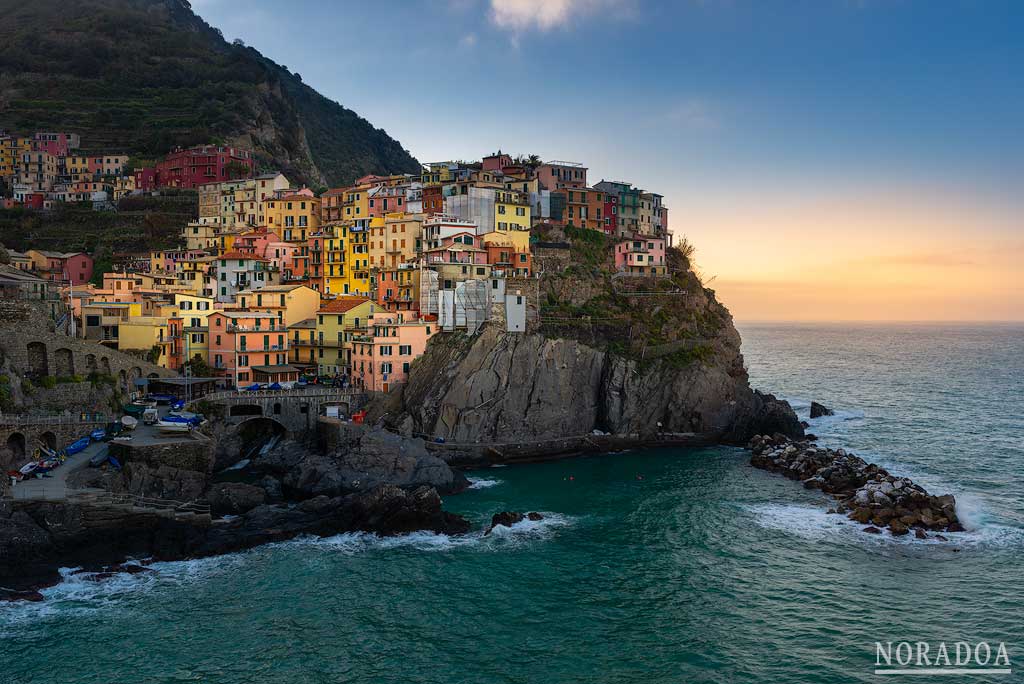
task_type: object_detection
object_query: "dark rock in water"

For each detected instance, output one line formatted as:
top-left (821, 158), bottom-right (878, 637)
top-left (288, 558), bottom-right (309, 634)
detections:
top-left (935, 534), bottom-right (948, 542)
top-left (71, 563), bottom-right (153, 578)
top-left (800, 421), bottom-right (810, 429)
top-left (0, 587), bottom-right (45, 602)
top-left (915, 528), bottom-right (928, 539)
top-left (863, 526), bottom-right (882, 534)
top-left (810, 402), bottom-right (834, 419)
top-left (746, 433), bottom-right (963, 537)
top-left (486, 511), bottom-right (526, 535)
top-left (805, 433), bottom-right (818, 441)
top-left (527, 512), bottom-right (544, 521)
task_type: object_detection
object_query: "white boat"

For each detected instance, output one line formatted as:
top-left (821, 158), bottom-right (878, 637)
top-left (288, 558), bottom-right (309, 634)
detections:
top-left (156, 420), bottom-right (192, 433)
top-left (121, 415), bottom-right (138, 431)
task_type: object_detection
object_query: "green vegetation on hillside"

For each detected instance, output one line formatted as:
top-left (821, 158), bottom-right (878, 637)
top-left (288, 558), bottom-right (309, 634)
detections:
top-left (0, 0), bottom-right (420, 186)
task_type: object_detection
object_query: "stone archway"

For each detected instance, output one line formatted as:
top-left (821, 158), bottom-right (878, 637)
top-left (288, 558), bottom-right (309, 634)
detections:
top-left (129, 367), bottom-right (143, 385)
top-left (233, 417), bottom-right (288, 460)
top-left (40, 431), bottom-right (57, 451)
top-left (85, 353), bottom-right (97, 373)
top-left (26, 341), bottom-right (48, 377)
top-left (273, 402), bottom-right (282, 415)
top-left (118, 369), bottom-right (127, 389)
top-left (6, 432), bottom-right (26, 462)
top-left (54, 348), bottom-right (74, 377)
top-left (100, 357), bottom-right (111, 375)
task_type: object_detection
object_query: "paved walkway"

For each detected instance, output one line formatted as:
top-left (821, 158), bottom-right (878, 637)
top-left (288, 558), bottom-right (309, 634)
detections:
top-left (11, 406), bottom-right (206, 501)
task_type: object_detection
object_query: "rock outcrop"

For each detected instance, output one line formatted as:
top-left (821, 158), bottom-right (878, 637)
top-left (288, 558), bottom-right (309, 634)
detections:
top-left (747, 434), bottom-right (964, 537)
top-left (810, 401), bottom-right (834, 418)
top-left (382, 326), bottom-right (801, 446)
top-left (0, 484), bottom-right (469, 593)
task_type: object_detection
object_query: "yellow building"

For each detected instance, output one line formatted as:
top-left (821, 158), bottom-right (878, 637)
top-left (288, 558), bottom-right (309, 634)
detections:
top-left (117, 316), bottom-right (171, 367)
top-left (345, 225), bottom-right (372, 296)
top-left (323, 223), bottom-right (348, 296)
top-left (481, 229), bottom-right (531, 253)
top-left (369, 213), bottom-right (423, 271)
top-left (236, 284), bottom-right (321, 328)
top-left (264, 192), bottom-right (320, 243)
top-left (182, 221), bottom-right (219, 252)
top-left (340, 185), bottom-right (370, 222)
top-left (494, 188), bottom-right (531, 232)
top-left (315, 296), bottom-right (377, 376)
top-left (288, 318), bottom-right (318, 368)
top-left (0, 136), bottom-right (31, 180)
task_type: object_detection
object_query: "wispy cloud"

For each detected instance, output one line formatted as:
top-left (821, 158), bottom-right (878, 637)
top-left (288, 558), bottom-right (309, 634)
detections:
top-left (459, 32), bottom-right (478, 49)
top-left (660, 98), bottom-right (723, 131)
top-left (488, 0), bottom-right (632, 31)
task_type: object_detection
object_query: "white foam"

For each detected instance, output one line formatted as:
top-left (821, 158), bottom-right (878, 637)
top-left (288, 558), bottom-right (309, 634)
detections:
top-left (744, 503), bottom-right (1024, 551)
top-left (466, 477), bottom-right (502, 489)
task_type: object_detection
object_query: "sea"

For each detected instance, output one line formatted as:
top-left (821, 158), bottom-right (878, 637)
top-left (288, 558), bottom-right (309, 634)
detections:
top-left (3, 323), bottom-right (1022, 683)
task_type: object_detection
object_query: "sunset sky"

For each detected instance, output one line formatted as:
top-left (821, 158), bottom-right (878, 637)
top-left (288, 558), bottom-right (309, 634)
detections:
top-left (193, 0), bottom-right (1023, 321)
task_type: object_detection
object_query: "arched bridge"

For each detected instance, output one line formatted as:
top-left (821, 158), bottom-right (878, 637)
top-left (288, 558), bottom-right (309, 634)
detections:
top-left (191, 388), bottom-right (368, 434)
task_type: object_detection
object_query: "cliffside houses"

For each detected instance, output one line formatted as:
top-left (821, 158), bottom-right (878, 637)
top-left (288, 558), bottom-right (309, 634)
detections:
top-left (7, 142), bottom-right (673, 391)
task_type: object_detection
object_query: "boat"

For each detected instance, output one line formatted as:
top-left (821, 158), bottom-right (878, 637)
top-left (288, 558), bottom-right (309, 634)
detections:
top-left (89, 446), bottom-right (110, 468)
top-left (143, 408), bottom-right (159, 425)
top-left (18, 462), bottom-right (38, 476)
top-left (132, 399), bottom-right (158, 409)
top-left (108, 455), bottom-right (122, 471)
top-left (103, 422), bottom-right (123, 440)
top-left (243, 383), bottom-right (261, 391)
top-left (171, 400), bottom-right (185, 411)
top-left (162, 412), bottom-right (203, 426)
top-left (268, 382), bottom-right (282, 391)
top-left (156, 420), bottom-right (192, 433)
top-left (90, 428), bottom-right (106, 441)
top-left (121, 415), bottom-right (138, 431)
top-left (123, 403), bottom-right (146, 417)
top-left (64, 437), bottom-right (91, 456)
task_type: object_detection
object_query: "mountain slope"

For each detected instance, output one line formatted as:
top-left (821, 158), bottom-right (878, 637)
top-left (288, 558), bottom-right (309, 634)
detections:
top-left (0, 0), bottom-right (420, 187)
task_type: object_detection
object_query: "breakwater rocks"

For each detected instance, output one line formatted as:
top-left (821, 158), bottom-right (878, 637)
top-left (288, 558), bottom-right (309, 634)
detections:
top-left (747, 434), bottom-right (964, 538)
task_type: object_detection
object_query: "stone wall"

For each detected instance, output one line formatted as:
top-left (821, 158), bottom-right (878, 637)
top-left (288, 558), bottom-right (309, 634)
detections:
top-left (0, 302), bottom-right (173, 397)
top-left (0, 420), bottom-right (107, 470)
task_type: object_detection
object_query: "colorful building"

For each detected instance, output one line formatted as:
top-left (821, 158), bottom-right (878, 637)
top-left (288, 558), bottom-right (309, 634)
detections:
top-left (235, 283), bottom-right (321, 328)
top-left (315, 297), bottom-right (377, 376)
top-left (208, 311), bottom-right (291, 387)
top-left (264, 190), bottom-right (320, 243)
top-left (350, 313), bottom-right (435, 393)
top-left (148, 145), bottom-right (256, 190)
top-left (613, 237), bottom-right (667, 275)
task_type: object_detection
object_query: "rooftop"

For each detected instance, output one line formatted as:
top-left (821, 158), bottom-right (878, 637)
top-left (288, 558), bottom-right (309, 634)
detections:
top-left (318, 296), bottom-right (371, 314)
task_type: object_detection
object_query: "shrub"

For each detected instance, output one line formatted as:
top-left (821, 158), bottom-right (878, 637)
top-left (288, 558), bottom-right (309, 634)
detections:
top-left (38, 376), bottom-right (57, 389)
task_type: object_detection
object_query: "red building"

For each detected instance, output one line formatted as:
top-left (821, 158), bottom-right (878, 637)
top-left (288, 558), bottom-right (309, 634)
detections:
top-left (148, 145), bottom-right (256, 190)
top-left (422, 185), bottom-right (445, 216)
top-left (134, 167), bottom-right (156, 192)
top-left (31, 132), bottom-right (78, 157)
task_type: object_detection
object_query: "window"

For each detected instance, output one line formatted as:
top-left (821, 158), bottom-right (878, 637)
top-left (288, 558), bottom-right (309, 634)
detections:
top-left (399, 345), bottom-right (412, 355)
top-left (381, 362), bottom-right (393, 375)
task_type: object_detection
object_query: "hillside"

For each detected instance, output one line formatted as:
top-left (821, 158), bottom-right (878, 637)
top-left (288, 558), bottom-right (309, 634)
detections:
top-left (0, 0), bottom-right (420, 187)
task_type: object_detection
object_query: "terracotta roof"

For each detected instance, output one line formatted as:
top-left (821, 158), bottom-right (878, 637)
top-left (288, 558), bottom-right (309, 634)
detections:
top-left (318, 296), bottom-right (371, 313)
top-left (217, 251), bottom-right (268, 261)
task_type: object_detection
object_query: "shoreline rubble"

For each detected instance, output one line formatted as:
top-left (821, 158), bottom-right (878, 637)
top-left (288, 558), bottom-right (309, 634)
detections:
top-left (746, 433), bottom-right (965, 538)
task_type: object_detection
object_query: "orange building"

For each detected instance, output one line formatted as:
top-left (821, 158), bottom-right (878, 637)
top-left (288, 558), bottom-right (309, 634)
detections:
top-left (208, 311), bottom-right (295, 387)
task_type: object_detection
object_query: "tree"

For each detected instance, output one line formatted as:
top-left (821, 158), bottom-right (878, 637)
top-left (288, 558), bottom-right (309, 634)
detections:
top-left (183, 356), bottom-right (215, 378)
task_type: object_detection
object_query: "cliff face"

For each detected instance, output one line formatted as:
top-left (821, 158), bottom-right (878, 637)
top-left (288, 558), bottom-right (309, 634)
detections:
top-left (385, 264), bottom-right (801, 445)
top-left (0, 0), bottom-right (420, 186)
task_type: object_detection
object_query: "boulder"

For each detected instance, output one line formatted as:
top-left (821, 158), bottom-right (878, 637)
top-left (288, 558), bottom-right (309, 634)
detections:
top-left (863, 526), bottom-right (882, 534)
top-left (889, 521), bottom-right (909, 536)
top-left (809, 401), bottom-right (834, 418)
top-left (206, 482), bottom-right (267, 516)
top-left (485, 511), bottom-right (525, 535)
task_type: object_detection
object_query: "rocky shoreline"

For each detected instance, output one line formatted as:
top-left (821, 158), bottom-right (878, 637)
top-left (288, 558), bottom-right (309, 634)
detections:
top-left (747, 434), bottom-right (965, 538)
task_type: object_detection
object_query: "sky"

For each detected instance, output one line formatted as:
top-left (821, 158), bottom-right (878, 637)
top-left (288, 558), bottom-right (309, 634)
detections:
top-left (190, 0), bottom-right (1024, 321)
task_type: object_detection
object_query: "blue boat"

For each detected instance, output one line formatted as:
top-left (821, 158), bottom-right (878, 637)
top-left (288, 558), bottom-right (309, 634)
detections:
top-left (268, 382), bottom-right (283, 391)
top-left (162, 413), bottom-right (203, 426)
top-left (109, 455), bottom-right (122, 471)
top-left (171, 400), bottom-right (185, 411)
top-left (64, 437), bottom-right (91, 456)
top-left (243, 383), bottom-right (261, 391)
top-left (90, 428), bottom-right (106, 441)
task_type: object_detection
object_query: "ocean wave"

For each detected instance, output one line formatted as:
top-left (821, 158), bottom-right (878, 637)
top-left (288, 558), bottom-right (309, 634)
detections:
top-left (281, 512), bottom-right (575, 554)
top-left (466, 477), bottom-right (503, 489)
top-left (743, 503), bottom-right (1024, 551)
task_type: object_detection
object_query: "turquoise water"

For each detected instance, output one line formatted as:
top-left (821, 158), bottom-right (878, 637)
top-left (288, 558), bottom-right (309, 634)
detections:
top-left (3, 323), bottom-right (1023, 683)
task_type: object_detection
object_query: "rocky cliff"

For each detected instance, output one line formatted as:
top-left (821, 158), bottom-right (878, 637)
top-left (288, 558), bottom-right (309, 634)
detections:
top-left (381, 248), bottom-right (801, 445)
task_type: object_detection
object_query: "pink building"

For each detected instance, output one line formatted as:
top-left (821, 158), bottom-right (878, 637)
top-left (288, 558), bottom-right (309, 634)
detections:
top-left (614, 237), bottom-right (666, 275)
top-left (134, 167), bottom-right (156, 191)
top-left (208, 311), bottom-right (294, 388)
top-left (350, 314), bottom-right (435, 393)
top-left (31, 132), bottom-right (78, 157)
top-left (29, 250), bottom-right (94, 285)
top-left (536, 161), bottom-right (588, 190)
top-left (234, 229), bottom-right (280, 259)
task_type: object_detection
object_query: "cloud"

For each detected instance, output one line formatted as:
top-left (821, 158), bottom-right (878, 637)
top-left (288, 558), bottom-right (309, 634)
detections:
top-left (661, 99), bottom-right (722, 131)
top-left (458, 32), bottom-right (478, 49)
top-left (488, 0), bottom-right (629, 31)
